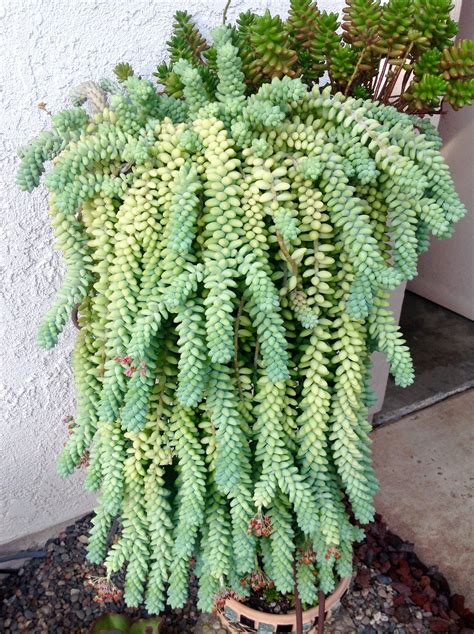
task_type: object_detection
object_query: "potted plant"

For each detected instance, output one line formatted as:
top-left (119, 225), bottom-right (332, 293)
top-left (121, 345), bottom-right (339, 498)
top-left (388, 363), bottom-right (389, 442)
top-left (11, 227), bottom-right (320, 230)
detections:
top-left (16, 1), bottom-right (472, 632)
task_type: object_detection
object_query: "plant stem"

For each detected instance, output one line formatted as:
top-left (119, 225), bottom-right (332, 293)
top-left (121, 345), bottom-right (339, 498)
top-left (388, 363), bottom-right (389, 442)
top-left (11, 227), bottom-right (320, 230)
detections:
top-left (399, 68), bottom-right (413, 98)
top-left (233, 296), bottom-right (244, 399)
top-left (374, 56), bottom-right (389, 100)
top-left (222, 0), bottom-right (232, 24)
top-left (382, 42), bottom-right (414, 105)
top-left (252, 339), bottom-right (260, 391)
top-left (344, 47), bottom-right (368, 96)
top-left (276, 231), bottom-right (299, 278)
top-left (377, 66), bottom-right (395, 102)
top-left (410, 107), bottom-right (445, 116)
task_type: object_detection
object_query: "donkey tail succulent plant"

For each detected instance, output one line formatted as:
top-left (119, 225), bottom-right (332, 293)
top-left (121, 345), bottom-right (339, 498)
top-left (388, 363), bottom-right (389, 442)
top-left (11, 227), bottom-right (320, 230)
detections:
top-left (17, 15), bottom-right (468, 616)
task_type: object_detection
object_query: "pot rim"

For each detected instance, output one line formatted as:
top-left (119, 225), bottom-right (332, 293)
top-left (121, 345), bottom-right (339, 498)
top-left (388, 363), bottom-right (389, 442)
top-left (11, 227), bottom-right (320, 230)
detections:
top-left (222, 575), bottom-right (351, 626)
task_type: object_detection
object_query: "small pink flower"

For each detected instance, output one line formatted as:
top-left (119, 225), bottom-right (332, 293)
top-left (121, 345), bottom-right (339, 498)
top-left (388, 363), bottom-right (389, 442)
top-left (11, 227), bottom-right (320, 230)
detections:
top-left (85, 574), bottom-right (122, 603)
top-left (124, 366), bottom-right (136, 377)
top-left (63, 415), bottom-right (75, 435)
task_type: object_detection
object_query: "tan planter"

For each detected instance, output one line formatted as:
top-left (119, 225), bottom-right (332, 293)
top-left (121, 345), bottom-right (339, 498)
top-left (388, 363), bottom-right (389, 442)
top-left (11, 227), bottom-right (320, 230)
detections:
top-left (218, 575), bottom-right (351, 633)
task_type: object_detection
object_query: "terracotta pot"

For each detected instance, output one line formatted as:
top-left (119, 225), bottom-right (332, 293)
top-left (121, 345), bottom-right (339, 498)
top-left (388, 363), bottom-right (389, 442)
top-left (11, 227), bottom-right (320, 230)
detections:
top-left (218, 576), bottom-right (351, 633)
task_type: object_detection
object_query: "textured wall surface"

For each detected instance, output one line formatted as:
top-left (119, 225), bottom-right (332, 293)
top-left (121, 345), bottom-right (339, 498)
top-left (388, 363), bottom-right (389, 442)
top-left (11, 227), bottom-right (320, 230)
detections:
top-left (0, 0), bottom-right (345, 546)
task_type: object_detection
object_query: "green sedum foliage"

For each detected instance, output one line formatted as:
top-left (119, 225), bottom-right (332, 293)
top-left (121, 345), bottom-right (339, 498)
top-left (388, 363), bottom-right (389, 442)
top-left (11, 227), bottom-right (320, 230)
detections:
top-left (153, 0), bottom-right (474, 115)
top-left (114, 63), bottom-right (135, 83)
top-left (18, 19), bottom-right (467, 615)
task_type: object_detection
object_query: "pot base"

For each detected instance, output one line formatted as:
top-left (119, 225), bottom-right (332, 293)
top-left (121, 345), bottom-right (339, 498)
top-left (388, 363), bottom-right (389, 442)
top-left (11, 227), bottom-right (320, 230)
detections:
top-left (219, 575), bottom-right (351, 633)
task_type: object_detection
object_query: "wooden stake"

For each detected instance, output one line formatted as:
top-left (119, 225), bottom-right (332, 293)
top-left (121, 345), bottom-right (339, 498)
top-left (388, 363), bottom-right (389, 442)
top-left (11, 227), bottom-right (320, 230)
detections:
top-left (293, 559), bottom-right (303, 634)
top-left (317, 590), bottom-right (326, 634)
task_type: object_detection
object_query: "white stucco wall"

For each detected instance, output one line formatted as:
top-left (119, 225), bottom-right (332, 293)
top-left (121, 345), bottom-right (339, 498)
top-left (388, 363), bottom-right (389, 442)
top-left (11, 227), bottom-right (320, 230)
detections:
top-left (0, 0), bottom-right (347, 547)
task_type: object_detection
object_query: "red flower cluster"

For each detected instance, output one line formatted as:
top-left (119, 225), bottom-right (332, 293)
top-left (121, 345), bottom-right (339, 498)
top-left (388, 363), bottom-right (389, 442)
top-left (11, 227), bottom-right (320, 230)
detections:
top-left (63, 415), bottom-right (75, 434)
top-left (324, 546), bottom-right (341, 561)
top-left (114, 356), bottom-right (146, 377)
top-left (85, 574), bottom-right (123, 604)
top-left (299, 544), bottom-right (317, 565)
top-left (78, 450), bottom-right (90, 469)
top-left (247, 514), bottom-right (272, 537)
top-left (212, 589), bottom-right (238, 614)
top-left (240, 569), bottom-right (275, 592)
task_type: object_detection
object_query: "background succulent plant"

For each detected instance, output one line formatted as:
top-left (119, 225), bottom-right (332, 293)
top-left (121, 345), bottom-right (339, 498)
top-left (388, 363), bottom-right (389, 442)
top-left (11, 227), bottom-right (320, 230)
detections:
top-left (148, 1), bottom-right (474, 114)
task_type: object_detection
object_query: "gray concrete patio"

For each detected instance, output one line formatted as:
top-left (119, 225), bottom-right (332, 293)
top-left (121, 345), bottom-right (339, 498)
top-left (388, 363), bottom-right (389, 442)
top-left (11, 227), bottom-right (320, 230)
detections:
top-left (372, 389), bottom-right (474, 607)
top-left (375, 292), bottom-right (474, 426)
